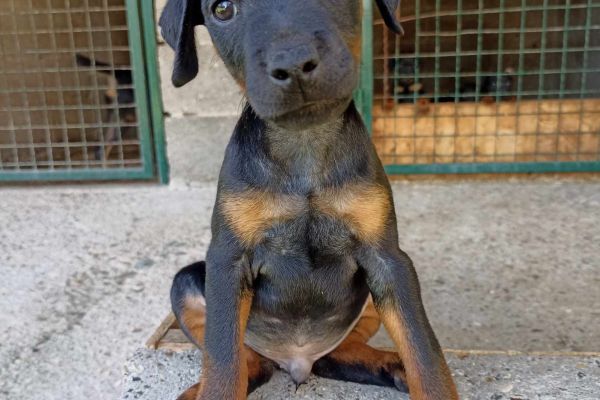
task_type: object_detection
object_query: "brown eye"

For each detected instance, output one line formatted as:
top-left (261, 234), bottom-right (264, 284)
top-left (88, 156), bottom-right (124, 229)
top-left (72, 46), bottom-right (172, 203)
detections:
top-left (213, 1), bottom-right (237, 21)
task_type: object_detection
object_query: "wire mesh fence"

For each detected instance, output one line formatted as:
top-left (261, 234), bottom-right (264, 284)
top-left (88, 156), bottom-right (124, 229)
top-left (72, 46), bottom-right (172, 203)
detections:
top-left (0, 0), bottom-right (147, 175)
top-left (371, 0), bottom-right (600, 171)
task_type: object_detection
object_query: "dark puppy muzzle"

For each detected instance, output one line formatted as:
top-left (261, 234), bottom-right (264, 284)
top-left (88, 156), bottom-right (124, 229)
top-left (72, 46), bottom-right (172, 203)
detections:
top-left (267, 42), bottom-right (320, 86)
top-left (244, 8), bottom-right (358, 127)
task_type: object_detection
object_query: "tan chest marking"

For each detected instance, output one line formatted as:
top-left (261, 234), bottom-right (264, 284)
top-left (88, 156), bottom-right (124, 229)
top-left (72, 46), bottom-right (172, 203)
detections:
top-left (221, 190), bottom-right (305, 246)
top-left (314, 183), bottom-right (391, 245)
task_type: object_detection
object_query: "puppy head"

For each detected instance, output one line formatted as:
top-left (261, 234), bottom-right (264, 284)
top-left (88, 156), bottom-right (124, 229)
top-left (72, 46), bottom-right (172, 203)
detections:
top-left (160, 0), bottom-right (403, 129)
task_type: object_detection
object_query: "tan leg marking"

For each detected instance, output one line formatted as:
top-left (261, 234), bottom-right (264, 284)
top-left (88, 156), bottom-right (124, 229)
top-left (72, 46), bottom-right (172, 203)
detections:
top-left (181, 295), bottom-right (206, 346)
top-left (379, 306), bottom-right (458, 400)
top-left (177, 346), bottom-right (272, 400)
top-left (178, 292), bottom-right (256, 400)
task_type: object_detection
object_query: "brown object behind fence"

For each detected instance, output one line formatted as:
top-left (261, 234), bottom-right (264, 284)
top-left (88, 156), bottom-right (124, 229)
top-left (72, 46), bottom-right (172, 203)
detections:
top-left (373, 99), bottom-right (600, 165)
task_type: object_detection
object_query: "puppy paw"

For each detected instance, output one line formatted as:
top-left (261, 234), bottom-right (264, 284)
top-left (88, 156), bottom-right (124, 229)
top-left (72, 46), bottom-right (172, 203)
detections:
top-left (380, 352), bottom-right (408, 392)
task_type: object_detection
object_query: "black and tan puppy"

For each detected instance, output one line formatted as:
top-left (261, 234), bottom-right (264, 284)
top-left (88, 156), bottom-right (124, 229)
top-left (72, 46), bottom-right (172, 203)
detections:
top-left (160, 1), bottom-right (458, 399)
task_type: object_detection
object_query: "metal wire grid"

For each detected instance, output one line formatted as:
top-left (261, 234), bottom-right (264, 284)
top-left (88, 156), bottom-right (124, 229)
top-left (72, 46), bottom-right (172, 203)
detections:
top-left (0, 0), bottom-right (143, 172)
top-left (371, 0), bottom-right (600, 169)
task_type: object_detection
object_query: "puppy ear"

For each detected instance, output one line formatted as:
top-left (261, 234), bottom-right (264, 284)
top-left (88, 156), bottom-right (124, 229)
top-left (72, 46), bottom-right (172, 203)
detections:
top-left (374, 0), bottom-right (404, 35)
top-left (159, 0), bottom-right (205, 87)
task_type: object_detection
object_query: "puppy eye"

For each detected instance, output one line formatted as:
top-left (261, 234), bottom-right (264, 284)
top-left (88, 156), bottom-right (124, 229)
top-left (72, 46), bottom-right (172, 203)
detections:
top-left (213, 0), bottom-right (237, 21)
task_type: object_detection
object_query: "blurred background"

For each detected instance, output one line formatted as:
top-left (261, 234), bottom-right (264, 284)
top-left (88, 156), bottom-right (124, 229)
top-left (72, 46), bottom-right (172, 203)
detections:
top-left (0, 0), bottom-right (599, 399)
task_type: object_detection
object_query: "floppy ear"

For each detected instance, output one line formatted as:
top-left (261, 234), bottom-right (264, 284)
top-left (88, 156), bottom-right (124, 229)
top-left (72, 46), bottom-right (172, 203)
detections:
top-left (374, 0), bottom-right (404, 35)
top-left (159, 0), bottom-right (205, 87)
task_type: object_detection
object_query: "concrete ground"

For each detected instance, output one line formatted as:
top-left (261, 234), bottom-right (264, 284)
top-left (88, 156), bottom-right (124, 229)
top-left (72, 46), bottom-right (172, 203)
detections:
top-left (1, 117), bottom-right (599, 399)
top-left (122, 349), bottom-right (600, 400)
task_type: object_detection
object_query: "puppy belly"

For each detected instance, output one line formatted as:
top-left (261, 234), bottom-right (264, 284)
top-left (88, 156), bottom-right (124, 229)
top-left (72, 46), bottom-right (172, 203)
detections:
top-left (244, 300), bottom-right (367, 384)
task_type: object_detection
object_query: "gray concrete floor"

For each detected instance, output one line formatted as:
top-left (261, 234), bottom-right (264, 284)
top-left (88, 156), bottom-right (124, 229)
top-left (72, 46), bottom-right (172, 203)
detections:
top-left (122, 349), bottom-right (600, 400)
top-left (1, 116), bottom-right (599, 399)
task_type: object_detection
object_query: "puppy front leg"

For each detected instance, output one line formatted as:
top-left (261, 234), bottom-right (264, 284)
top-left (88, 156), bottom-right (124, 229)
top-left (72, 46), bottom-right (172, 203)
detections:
top-left (197, 240), bottom-right (253, 400)
top-left (356, 244), bottom-right (458, 400)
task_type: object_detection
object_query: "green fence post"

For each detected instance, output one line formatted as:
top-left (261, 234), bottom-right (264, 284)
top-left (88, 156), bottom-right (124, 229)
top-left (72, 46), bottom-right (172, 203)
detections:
top-left (125, 0), bottom-right (156, 178)
top-left (140, 0), bottom-right (170, 184)
top-left (355, 0), bottom-right (374, 133)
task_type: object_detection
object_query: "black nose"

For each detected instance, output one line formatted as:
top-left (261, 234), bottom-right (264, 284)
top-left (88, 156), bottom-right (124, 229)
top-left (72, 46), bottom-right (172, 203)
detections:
top-left (267, 43), bottom-right (320, 85)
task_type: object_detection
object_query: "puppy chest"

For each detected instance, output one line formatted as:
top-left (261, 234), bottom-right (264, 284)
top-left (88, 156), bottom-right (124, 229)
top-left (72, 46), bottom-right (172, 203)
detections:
top-left (260, 216), bottom-right (355, 255)
top-left (219, 183), bottom-right (391, 248)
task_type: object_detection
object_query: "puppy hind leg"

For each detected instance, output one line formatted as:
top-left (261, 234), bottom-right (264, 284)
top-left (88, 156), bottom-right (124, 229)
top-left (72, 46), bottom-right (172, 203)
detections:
top-left (174, 349), bottom-right (274, 400)
top-left (171, 261), bottom-right (208, 348)
top-left (312, 297), bottom-right (408, 391)
top-left (171, 262), bottom-right (274, 398)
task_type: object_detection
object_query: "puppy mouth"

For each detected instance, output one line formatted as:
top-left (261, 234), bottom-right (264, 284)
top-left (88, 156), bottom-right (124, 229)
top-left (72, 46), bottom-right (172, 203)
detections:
top-left (269, 98), bottom-right (350, 126)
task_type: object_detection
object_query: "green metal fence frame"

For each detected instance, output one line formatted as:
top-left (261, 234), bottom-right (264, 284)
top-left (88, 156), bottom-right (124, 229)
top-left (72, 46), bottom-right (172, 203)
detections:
top-left (141, 0), bottom-right (169, 184)
top-left (0, 0), bottom-right (169, 183)
top-left (355, 0), bottom-right (375, 132)
top-left (360, 0), bottom-right (600, 175)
